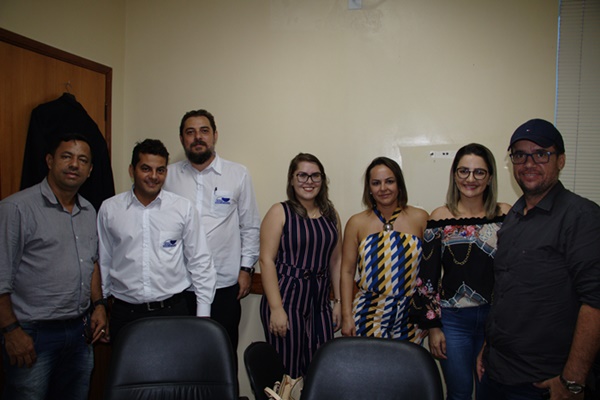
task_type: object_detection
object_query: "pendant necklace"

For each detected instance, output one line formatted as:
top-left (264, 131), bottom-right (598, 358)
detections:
top-left (373, 206), bottom-right (402, 232)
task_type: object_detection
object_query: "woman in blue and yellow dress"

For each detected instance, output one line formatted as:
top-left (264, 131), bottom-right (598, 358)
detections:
top-left (340, 157), bottom-right (428, 342)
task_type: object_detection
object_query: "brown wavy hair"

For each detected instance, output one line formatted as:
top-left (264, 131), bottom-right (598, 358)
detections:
top-left (286, 153), bottom-right (337, 223)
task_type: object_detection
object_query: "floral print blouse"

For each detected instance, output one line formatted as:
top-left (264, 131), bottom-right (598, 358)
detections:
top-left (411, 215), bottom-right (505, 329)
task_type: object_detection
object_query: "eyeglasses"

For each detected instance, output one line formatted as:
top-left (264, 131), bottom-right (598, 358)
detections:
top-left (509, 151), bottom-right (556, 165)
top-left (296, 172), bottom-right (322, 183)
top-left (455, 167), bottom-right (488, 180)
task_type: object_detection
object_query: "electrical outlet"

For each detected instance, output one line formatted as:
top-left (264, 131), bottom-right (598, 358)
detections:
top-left (429, 151), bottom-right (456, 159)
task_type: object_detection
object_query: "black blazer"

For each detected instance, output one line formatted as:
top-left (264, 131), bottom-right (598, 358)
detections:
top-left (20, 93), bottom-right (115, 211)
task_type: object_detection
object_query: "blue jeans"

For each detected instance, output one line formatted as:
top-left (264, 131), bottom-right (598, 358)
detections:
top-left (439, 305), bottom-right (490, 400)
top-left (1, 316), bottom-right (94, 400)
top-left (482, 376), bottom-right (550, 400)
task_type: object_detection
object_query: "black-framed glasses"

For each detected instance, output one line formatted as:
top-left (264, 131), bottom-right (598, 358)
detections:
top-left (509, 151), bottom-right (556, 165)
top-left (455, 167), bottom-right (488, 180)
top-left (296, 172), bottom-right (322, 183)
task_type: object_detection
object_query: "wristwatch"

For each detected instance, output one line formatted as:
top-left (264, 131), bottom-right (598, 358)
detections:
top-left (559, 375), bottom-right (585, 394)
top-left (93, 298), bottom-right (109, 309)
top-left (240, 267), bottom-right (255, 276)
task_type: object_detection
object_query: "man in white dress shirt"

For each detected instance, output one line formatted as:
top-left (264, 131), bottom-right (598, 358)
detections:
top-left (97, 139), bottom-right (216, 340)
top-left (164, 109), bottom-right (260, 352)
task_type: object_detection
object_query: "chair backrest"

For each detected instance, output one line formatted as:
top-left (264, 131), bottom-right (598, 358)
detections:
top-left (243, 341), bottom-right (286, 400)
top-left (104, 316), bottom-right (238, 400)
top-left (301, 337), bottom-right (443, 400)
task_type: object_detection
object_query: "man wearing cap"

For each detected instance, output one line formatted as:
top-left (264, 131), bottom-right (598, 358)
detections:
top-left (478, 119), bottom-right (600, 399)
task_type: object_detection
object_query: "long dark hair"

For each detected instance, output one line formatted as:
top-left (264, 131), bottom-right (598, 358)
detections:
top-left (286, 153), bottom-right (337, 223)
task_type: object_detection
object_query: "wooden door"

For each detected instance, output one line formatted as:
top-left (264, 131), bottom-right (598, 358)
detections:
top-left (0, 27), bottom-right (112, 200)
top-left (0, 28), bottom-right (112, 400)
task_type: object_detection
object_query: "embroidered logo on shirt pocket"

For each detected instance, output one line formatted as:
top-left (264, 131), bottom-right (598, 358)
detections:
top-left (162, 239), bottom-right (178, 248)
top-left (159, 232), bottom-right (182, 263)
top-left (211, 190), bottom-right (234, 217)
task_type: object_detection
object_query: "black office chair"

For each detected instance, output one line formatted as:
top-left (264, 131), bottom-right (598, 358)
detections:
top-left (244, 341), bottom-right (286, 400)
top-left (301, 337), bottom-right (443, 400)
top-left (104, 316), bottom-right (238, 400)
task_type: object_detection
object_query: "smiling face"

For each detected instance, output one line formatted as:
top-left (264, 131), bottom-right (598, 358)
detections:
top-left (129, 153), bottom-right (168, 206)
top-left (180, 116), bottom-right (218, 165)
top-left (454, 154), bottom-right (491, 201)
top-left (46, 139), bottom-right (93, 194)
top-left (368, 165), bottom-right (399, 208)
top-left (511, 139), bottom-right (564, 202)
top-left (291, 161), bottom-right (322, 204)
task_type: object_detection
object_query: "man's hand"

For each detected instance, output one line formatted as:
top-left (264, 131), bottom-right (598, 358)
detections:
top-left (237, 270), bottom-right (252, 300)
top-left (90, 305), bottom-right (109, 343)
top-left (534, 376), bottom-right (581, 400)
top-left (4, 328), bottom-right (36, 368)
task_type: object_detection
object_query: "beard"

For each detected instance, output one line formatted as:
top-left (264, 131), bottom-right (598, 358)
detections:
top-left (185, 147), bottom-right (214, 165)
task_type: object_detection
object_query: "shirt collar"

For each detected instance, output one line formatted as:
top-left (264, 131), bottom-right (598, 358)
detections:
top-left (40, 177), bottom-right (87, 213)
top-left (126, 185), bottom-right (164, 209)
top-left (181, 154), bottom-right (222, 176)
top-left (513, 180), bottom-right (564, 216)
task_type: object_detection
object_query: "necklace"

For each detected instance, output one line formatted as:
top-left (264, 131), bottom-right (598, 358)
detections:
top-left (309, 208), bottom-right (320, 219)
top-left (447, 242), bottom-right (473, 265)
top-left (373, 206), bottom-right (402, 232)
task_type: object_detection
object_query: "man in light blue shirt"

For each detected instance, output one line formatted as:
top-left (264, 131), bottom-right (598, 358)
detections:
top-left (98, 139), bottom-right (216, 339)
top-left (0, 133), bottom-right (107, 400)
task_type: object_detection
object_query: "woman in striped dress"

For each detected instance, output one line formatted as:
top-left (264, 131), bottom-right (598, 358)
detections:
top-left (340, 157), bottom-right (428, 342)
top-left (260, 153), bottom-right (342, 378)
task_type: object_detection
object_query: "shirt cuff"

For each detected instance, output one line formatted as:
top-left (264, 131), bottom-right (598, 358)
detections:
top-left (196, 302), bottom-right (211, 317)
top-left (240, 256), bottom-right (257, 269)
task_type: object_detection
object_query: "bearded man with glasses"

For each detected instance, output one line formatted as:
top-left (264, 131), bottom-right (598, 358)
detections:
top-left (477, 119), bottom-right (600, 400)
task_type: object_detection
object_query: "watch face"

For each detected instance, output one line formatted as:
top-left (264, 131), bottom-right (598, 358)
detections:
top-left (567, 383), bottom-right (584, 394)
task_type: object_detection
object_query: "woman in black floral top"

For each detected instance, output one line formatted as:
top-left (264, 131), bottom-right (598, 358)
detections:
top-left (412, 143), bottom-right (510, 400)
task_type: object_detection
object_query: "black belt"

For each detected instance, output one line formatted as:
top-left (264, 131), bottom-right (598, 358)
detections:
top-left (113, 292), bottom-right (185, 312)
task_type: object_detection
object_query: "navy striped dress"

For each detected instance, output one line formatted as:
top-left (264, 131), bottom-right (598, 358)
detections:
top-left (260, 202), bottom-right (339, 378)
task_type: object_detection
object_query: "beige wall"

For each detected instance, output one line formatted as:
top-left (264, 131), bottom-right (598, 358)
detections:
top-left (1, 0), bottom-right (559, 397)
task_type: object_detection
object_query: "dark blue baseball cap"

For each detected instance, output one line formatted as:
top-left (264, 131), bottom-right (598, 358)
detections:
top-left (508, 119), bottom-right (565, 153)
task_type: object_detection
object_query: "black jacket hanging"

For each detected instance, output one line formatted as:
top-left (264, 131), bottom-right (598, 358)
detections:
top-left (20, 93), bottom-right (115, 211)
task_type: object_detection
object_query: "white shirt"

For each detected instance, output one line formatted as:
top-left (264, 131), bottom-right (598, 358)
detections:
top-left (97, 188), bottom-right (216, 316)
top-left (164, 155), bottom-right (260, 288)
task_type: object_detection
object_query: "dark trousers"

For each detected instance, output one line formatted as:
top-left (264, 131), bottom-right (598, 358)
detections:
top-left (184, 283), bottom-right (241, 352)
top-left (110, 294), bottom-right (189, 342)
top-left (482, 376), bottom-right (549, 400)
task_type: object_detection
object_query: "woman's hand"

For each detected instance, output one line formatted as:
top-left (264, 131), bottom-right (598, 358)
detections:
top-left (332, 302), bottom-right (342, 332)
top-left (269, 307), bottom-right (289, 338)
top-left (341, 313), bottom-right (356, 337)
top-left (428, 327), bottom-right (447, 359)
top-left (476, 343), bottom-right (486, 382)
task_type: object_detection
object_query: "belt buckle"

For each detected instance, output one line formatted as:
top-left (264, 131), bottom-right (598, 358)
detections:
top-left (146, 300), bottom-right (165, 311)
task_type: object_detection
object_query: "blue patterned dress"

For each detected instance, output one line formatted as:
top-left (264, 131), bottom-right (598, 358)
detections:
top-left (353, 208), bottom-right (424, 342)
top-left (260, 202), bottom-right (339, 378)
